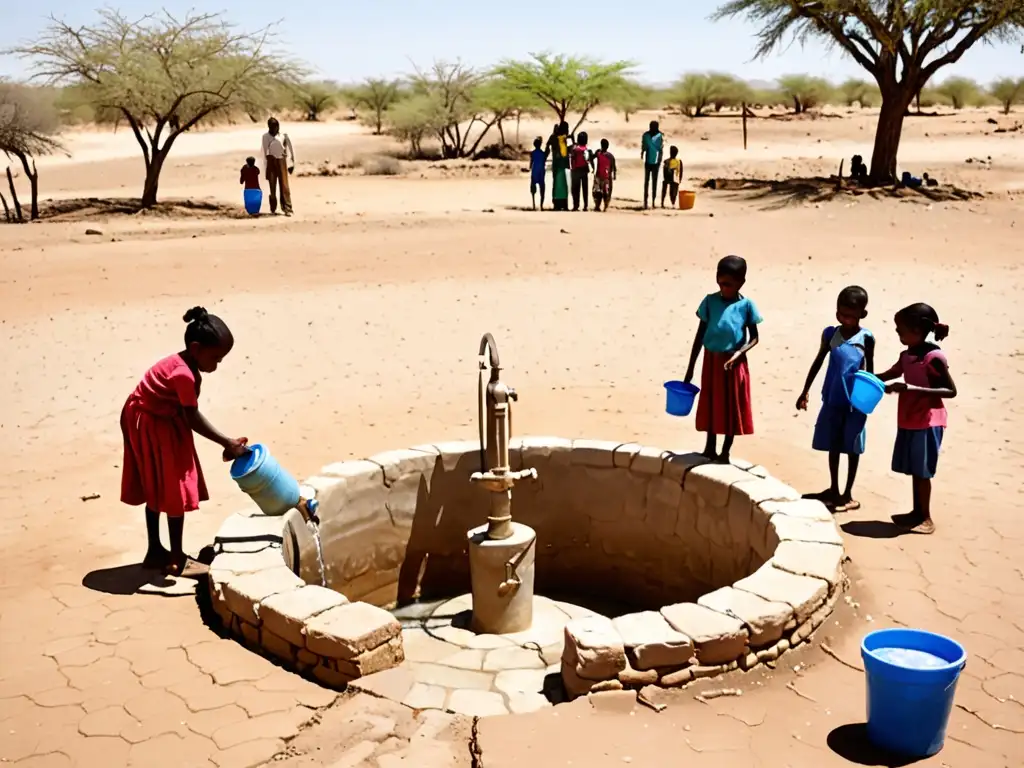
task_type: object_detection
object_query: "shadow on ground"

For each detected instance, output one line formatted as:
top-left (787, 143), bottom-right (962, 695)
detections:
top-left (827, 723), bottom-right (923, 766)
top-left (82, 563), bottom-right (188, 596)
top-left (842, 519), bottom-right (908, 539)
top-left (707, 177), bottom-right (984, 211)
top-left (31, 197), bottom-right (247, 222)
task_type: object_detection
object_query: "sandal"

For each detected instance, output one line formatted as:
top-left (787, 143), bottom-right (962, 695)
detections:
top-left (164, 555), bottom-right (209, 579)
top-left (905, 518), bottom-right (935, 535)
top-left (834, 499), bottom-right (861, 513)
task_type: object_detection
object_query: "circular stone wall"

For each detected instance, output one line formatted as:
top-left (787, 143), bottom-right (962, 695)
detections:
top-left (207, 438), bottom-right (846, 698)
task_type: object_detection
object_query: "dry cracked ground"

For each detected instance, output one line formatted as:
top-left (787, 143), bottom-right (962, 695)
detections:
top-left (1, 189), bottom-right (1022, 767)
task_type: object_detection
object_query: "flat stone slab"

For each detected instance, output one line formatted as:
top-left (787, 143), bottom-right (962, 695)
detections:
top-left (260, 585), bottom-right (349, 647)
top-left (660, 603), bottom-right (748, 665)
top-left (305, 602), bottom-right (401, 660)
top-left (447, 689), bottom-right (508, 717)
top-left (760, 498), bottom-right (833, 521)
top-left (770, 515), bottom-right (844, 546)
top-left (772, 541), bottom-right (844, 586)
top-left (733, 563), bottom-right (829, 622)
top-left (220, 567), bottom-right (304, 626)
top-left (697, 587), bottom-right (793, 647)
top-left (612, 611), bottom-right (694, 671)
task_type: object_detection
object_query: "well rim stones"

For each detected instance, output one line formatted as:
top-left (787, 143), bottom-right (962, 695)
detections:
top-left (207, 437), bottom-right (846, 704)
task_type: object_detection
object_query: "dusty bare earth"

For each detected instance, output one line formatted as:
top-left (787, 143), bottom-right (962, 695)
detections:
top-left (0, 106), bottom-right (1022, 768)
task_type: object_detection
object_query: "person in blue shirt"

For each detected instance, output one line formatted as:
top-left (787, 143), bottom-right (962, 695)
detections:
top-left (684, 255), bottom-right (763, 463)
top-left (796, 286), bottom-right (875, 512)
top-left (529, 137), bottom-right (548, 210)
top-left (640, 120), bottom-right (664, 209)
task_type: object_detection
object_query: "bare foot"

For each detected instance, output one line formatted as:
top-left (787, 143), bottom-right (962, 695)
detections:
top-left (805, 489), bottom-right (840, 507)
top-left (700, 449), bottom-right (718, 461)
top-left (715, 453), bottom-right (732, 465)
top-left (142, 548), bottom-right (170, 570)
top-left (891, 511), bottom-right (921, 528)
top-left (164, 553), bottom-right (209, 579)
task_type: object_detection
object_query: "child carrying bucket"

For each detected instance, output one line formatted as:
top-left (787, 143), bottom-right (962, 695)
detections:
top-left (796, 286), bottom-right (875, 512)
top-left (120, 307), bottom-right (249, 576)
top-left (684, 255), bottom-right (762, 463)
top-left (878, 303), bottom-right (957, 535)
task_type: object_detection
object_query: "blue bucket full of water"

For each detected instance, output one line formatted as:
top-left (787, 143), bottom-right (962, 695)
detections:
top-left (861, 628), bottom-right (967, 758)
top-left (664, 380), bottom-right (700, 417)
top-left (850, 370), bottom-right (885, 414)
top-left (230, 443), bottom-right (300, 516)
top-left (243, 188), bottom-right (263, 216)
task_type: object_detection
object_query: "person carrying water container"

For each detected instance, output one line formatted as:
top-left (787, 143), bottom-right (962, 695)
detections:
top-left (796, 286), bottom-right (875, 512)
top-left (240, 156), bottom-right (261, 191)
top-left (120, 307), bottom-right (249, 577)
top-left (684, 255), bottom-right (762, 464)
top-left (878, 303), bottom-right (957, 535)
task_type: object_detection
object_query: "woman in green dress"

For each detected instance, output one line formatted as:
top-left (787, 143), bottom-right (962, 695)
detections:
top-left (546, 122), bottom-right (570, 211)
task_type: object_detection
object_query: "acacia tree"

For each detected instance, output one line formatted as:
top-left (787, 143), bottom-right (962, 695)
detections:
top-left (0, 82), bottom-right (66, 220)
top-left (10, 10), bottom-right (301, 207)
top-left (990, 76), bottom-right (1024, 113)
top-left (349, 78), bottom-right (403, 135)
top-left (294, 81), bottom-right (339, 121)
top-left (408, 61), bottom-right (501, 159)
top-left (493, 53), bottom-right (635, 133)
top-left (714, 1), bottom-right (1024, 184)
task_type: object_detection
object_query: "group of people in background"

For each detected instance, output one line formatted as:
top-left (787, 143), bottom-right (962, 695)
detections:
top-left (239, 117), bottom-right (297, 216)
top-left (530, 120), bottom-right (683, 212)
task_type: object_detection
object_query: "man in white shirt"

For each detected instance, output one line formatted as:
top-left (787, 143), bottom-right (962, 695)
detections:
top-left (261, 117), bottom-right (295, 215)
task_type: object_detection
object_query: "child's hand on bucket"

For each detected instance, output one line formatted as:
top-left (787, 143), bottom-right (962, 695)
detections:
top-left (885, 382), bottom-right (907, 394)
top-left (222, 437), bottom-right (249, 461)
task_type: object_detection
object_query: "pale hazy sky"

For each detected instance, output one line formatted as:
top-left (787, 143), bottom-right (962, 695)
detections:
top-left (2, 1), bottom-right (1021, 85)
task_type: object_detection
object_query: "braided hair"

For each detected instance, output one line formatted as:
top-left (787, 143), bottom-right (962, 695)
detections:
top-left (183, 307), bottom-right (233, 348)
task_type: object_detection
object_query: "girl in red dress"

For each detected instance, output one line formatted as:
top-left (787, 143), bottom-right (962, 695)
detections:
top-left (120, 307), bottom-right (249, 576)
top-left (684, 256), bottom-right (763, 464)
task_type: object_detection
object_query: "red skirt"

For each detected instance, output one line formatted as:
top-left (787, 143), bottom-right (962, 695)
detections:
top-left (695, 350), bottom-right (754, 436)
top-left (120, 397), bottom-right (208, 517)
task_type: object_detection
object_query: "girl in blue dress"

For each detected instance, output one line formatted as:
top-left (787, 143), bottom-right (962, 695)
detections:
top-left (796, 286), bottom-right (875, 511)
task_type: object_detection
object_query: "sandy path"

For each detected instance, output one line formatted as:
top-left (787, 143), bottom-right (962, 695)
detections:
top-left (0, 110), bottom-right (1022, 767)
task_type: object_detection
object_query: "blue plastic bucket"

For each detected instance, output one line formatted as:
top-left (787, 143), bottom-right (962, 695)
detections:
top-left (664, 381), bottom-right (700, 417)
top-left (230, 443), bottom-right (300, 516)
top-left (861, 628), bottom-right (967, 758)
top-left (243, 188), bottom-right (263, 215)
top-left (850, 370), bottom-right (885, 414)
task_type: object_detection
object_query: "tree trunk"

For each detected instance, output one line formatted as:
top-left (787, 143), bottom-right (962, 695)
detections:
top-left (0, 191), bottom-right (10, 222)
top-left (6, 167), bottom-right (23, 223)
top-left (14, 151), bottom-right (39, 221)
top-left (140, 149), bottom-right (169, 208)
top-left (868, 89), bottom-right (914, 185)
top-left (793, 96), bottom-right (801, 114)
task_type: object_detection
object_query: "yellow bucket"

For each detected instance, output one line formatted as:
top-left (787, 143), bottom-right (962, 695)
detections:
top-left (678, 190), bottom-right (696, 210)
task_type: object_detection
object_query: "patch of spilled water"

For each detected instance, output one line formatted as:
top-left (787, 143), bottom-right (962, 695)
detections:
top-left (307, 521), bottom-right (327, 588)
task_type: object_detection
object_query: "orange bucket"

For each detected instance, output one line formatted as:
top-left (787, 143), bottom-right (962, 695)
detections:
top-left (678, 190), bottom-right (696, 210)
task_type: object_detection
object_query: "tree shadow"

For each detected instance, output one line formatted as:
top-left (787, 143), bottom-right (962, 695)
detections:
top-left (840, 520), bottom-right (907, 540)
top-left (706, 177), bottom-right (983, 211)
top-left (827, 723), bottom-right (922, 766)
top-left (35, 197), bottom-right (247, 222)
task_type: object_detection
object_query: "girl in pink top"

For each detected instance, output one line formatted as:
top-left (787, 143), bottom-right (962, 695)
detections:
top-left (120, 307), bottom-right (249, 576)
top-left (878, 303), bottom-right (957, 535)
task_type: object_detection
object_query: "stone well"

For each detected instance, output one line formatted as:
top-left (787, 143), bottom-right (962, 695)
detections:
top-left (208, 438), bottom-right (846, 702)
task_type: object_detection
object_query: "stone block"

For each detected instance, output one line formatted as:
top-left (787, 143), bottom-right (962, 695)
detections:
top-left (612, 443), bottom-right (642, 468)
top-left (208, 548), bottom-right (287, 577)
top-left (518, 436), bottom-right (572, 466)
top-left (674, 491), bottom-right (700, 540)
top-left (645, 477), bottom-right (681, 539)
top-left (260, 585), bottom-right (349, 646)
top-left (335, 636), bottom-right (405, 678)
top-left (697, 587), bottom-right (793, 648)
top-left (367, 448), bottom-right (438, 487)
top-left (662, 452), bottom-right (712, 483)
top-left (630, 446), bottom-right (671, 476)
top-left (660, 602), bottom-right (748, 665)
top-left (239, 620), bottom-right (260, 646)
top-left (560, 662), bottom-right (600, 699)
top-left (695, 504), bottom-right (732, 550)
top-left (570, 439), bottom-right (619, 467)
top-left (612, 611), bottom-right (694, 671)
top-left (724, 486), bottom-right (754, 548)
top-left (305, 601), bottom-right (402, 660)
top-left (684, 463), bottom-right (751, 508)
top-left (213, 512), bottom-right (286, 553)
top-left (772, 542), bottom-right (844, 586)
top-left (312, 662), bottom-right (353, 689)
top-left (220, 566), bottom-right (304, 625)
top-left (770, 515), bottom-right (843, 546)
top-left (562, 616), bottom-right (627, 680)
top-left (759, 498), bottom-right (832, 522)
top-left (320, 458), bottom-right (385, 482)
top-left (261, 628), bottom-right (297, 663)
top-left (733, 477), bottom-right (801, 505)
top-left (732, 562), bottom-right (828, 622)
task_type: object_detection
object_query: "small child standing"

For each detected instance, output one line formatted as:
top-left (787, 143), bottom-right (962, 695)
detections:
top-left (529, 138), bottom-right (547, 210)
top-left (661, 146), bottom-right (682, 208)
top-left (878, 303), bottom-right (957, 535)
top-left (120, 307), bottom-right (249, 576)
top-left (240, 156), bottom-right (261, 190)
top-left (796, 286), bottom-right (875, 511)
top-left (684, 255), bottom-right (763, 463)
top-left (591, 138), bottom-right (616, 212)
